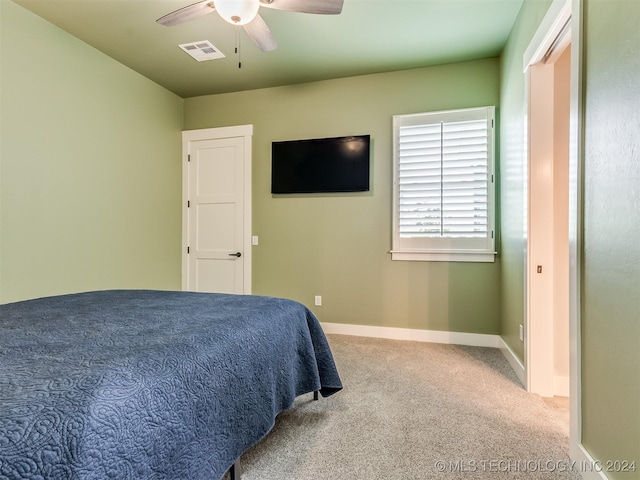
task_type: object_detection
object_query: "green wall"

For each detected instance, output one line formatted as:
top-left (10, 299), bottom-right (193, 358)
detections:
top-left (500, 0), bottom-right (640, 474)
top-left (581, 0), bottom-right (640, 475)
top-left (185, 59), bottom-right (502, 333)
top-left (0, 1), bottom-right (184, 303)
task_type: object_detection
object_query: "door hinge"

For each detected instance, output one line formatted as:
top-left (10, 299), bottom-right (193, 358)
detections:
top-left (187, 154), bottom-right (191, 162)
top-left (187, 200), bottom-right (190, 208)
top-left (187, 246), bottom-right (190, 254)
top-left (491, 230), bottom-right (494, 239)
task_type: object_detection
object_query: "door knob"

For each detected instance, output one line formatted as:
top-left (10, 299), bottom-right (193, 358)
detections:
top-left (228, 252), bottom-right (242, 257)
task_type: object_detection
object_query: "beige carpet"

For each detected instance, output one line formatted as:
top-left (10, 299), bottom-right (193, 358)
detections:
top-left (225, 334), bottom-right (581, 479)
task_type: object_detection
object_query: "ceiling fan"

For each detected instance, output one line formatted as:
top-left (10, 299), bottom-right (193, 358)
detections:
top-left (156, 0), bottom-right (344, 52)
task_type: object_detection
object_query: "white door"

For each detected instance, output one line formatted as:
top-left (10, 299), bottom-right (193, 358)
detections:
top-left (182, 126), bottom-right (252, 294)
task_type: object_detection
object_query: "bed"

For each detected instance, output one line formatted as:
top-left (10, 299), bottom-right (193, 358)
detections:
top-left (0, 290), bottom-right (342, 480)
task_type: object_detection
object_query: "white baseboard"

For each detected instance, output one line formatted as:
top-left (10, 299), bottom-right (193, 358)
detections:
top-left (494, 340), bottom-right (570, 395)
top-left (320, 323), bottom-right (532, 392)
top-left (498, 337), bottom-right (526, 386)
top-left (572, 443), bottom-right (610, 480)
top-left (554, 375), bottom-right (570, 397)
top-left (320, 322), bottom-right (501, 348)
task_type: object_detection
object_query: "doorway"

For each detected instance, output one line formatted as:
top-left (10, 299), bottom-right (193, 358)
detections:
top-left (523, 0), bottom-right (586, 467)
top-left (526, 39), bottom-right (571, 399)
top-left (182, 125), bottom-right (253, 294)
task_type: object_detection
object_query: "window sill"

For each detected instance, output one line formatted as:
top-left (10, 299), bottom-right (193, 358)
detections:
top-left (390, 250), bottom-right (497, 263)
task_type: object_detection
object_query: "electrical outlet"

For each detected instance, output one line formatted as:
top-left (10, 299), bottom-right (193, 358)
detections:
top-left (519, 324), bottom-right (524, 342)
top-left (314, 295), bottom-right (322, 306)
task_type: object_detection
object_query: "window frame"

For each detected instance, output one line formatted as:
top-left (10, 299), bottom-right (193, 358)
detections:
top-left (391, 106), bottom-right (496, 263)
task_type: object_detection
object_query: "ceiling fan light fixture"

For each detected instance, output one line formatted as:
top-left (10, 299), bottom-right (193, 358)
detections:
top-left (215, 0), bottom-right (260, 25)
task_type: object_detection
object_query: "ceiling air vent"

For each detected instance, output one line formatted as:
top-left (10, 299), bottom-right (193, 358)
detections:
top-left (178, 41), bottom-right (225, 61)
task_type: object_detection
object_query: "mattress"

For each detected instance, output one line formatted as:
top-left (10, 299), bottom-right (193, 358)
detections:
top-left (0, 290), bottom-right (342, 479)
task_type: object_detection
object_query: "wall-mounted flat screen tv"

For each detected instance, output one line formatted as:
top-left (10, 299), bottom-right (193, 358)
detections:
top-left (271, 135), bottom-right (370, 194)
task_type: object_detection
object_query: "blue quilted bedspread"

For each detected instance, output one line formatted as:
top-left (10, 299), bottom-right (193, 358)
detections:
top-left (0, 290), bottom-right (342, 479)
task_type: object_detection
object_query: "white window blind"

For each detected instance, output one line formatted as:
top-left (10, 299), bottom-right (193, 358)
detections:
top-left (392, 107), bottom-right (495, 262)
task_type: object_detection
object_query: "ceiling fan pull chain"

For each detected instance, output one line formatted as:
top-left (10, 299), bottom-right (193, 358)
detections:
top-left (235, 26), bottom-right (242, 69)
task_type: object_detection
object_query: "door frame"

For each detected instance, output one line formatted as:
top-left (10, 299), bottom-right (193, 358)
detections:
top-left (524, 0), bottom-right (573, 398)
top-left (181, 125), bottom-right (253, 294)
top-left (523, 0), bottom-right (588, 471)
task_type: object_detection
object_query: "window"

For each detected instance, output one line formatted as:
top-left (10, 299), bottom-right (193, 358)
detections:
top-left (391, 106), bottom-right (496, 262)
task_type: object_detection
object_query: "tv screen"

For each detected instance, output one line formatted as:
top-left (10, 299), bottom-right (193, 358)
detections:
top-left (271, 135), bottom-right (370, 194)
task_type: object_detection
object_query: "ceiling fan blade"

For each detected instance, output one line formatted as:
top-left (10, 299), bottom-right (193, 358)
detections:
top-left (259, 0), bottom-right (343, 15)
top-left (156, 0), bottom-right (216, 27)
top-left (243, 14), bottom-right (277, 52)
